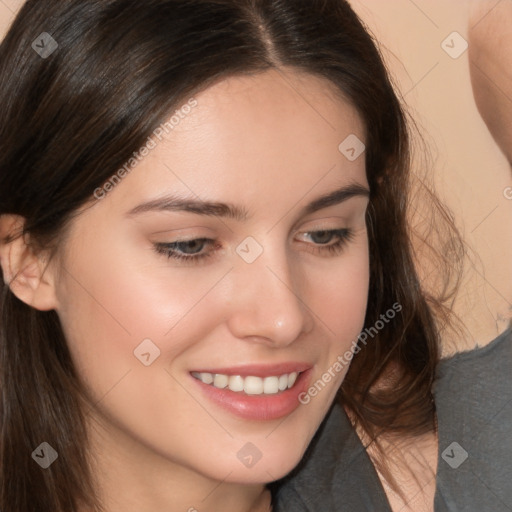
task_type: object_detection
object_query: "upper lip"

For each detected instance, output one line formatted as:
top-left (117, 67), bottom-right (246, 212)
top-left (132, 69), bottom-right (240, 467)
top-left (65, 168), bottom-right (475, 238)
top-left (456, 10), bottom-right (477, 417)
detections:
top-left (190, 362), bottom-right (312, 378)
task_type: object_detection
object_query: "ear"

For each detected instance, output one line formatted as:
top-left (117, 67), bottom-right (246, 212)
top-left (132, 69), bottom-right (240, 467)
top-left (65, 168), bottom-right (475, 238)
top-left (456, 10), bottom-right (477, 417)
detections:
top-left (0, 214), bottom-right (59, 311)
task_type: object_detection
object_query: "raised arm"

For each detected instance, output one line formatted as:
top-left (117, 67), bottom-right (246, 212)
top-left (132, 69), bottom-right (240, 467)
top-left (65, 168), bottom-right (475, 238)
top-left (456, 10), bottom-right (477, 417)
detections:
top-left (469, 0), bottom-right (512, 168)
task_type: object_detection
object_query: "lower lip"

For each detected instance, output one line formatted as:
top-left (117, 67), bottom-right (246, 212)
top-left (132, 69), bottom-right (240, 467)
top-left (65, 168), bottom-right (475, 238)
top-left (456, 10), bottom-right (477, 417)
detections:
top-left (190, 370), bottom-right (312, 421)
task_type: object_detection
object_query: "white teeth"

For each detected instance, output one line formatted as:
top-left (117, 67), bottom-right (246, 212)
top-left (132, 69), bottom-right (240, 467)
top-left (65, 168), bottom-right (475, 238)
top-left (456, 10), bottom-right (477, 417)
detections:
top-left (200, 372), bottom-right (213, 385)
top-left (278, 374), bottom-right (288, 391)
top-left (213, 373), bottom-right (228, 389)
top-left (192, 371), bottom-right (302, 395)
top-left (263, 376), bottom-right (279, 394)
top-left (228, 375), bottom-right (244, 392)
top-left (244, 376), bottom-right (263, 395)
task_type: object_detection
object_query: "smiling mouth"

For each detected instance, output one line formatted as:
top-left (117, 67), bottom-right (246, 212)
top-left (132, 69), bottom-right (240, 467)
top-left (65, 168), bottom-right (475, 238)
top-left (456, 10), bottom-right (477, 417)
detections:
top-left (191, 371), bottom-right (301, 395)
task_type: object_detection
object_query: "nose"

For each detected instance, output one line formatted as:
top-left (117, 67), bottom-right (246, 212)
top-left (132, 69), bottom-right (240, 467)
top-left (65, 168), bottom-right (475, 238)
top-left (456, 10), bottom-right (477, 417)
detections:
top-left (225, 246), bottom-right (314, 347)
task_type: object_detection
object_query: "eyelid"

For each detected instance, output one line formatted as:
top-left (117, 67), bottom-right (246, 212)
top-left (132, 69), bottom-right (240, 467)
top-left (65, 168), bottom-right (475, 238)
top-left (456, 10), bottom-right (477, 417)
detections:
top-left (149, 225), bottom-right (215, 236)
top-left (296, 218), bottom-right (351, 235)
top-left (298, 213), bottom-right (362, 228)
top-left (291, 198), bottom-right (368, 228)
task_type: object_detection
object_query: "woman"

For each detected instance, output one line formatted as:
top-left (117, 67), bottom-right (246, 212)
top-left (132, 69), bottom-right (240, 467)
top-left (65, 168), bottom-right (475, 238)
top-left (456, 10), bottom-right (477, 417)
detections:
top-left (0, 1), bottom-right (461, 511)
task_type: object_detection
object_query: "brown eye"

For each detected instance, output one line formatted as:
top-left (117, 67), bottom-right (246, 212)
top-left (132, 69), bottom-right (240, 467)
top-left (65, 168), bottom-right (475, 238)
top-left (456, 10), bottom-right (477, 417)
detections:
top-left (299, 228), bottom-right (354, 256)
top-left (173, 239), bottom-right (208, 255)
top-left (309, 230), bottom-right (335, 244)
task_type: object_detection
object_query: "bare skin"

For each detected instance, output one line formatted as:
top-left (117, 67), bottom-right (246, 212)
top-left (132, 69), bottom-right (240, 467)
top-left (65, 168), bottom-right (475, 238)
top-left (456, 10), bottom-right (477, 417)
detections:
top-left (469, 0), bottom-right (512, 168)
top-left (367, 431), bottom-right (438, 512)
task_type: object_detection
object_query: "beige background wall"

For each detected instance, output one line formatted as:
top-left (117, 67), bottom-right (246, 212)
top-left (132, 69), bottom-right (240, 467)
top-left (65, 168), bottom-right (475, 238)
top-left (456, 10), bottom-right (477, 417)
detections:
top-left (348, 0), bottom-right (512, 352)
top-left (1, 0), bottom-right (511, 353)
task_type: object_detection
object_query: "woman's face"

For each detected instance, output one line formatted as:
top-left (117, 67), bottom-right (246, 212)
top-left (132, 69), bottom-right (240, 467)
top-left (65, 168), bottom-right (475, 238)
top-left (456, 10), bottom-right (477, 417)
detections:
top-left (52, 69), bottom-right (369, 486)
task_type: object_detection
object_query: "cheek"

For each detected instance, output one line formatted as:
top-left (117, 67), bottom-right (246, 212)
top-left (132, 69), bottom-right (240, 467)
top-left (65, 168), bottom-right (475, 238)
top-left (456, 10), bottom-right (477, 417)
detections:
top-left (54, 237), bottom-right (230, 401)
top-left (292, 244), bottom-right (369, 420)
top-left (310, 241), bottom-right (370, 342)
top-left (54, 246), bottom-right (236, 463)
top-left (308, 240), bottom-right (370, 392)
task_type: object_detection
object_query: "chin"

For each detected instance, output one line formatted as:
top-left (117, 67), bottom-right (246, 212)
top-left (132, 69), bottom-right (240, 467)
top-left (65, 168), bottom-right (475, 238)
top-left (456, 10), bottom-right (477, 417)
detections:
top-left (203, 435), bottom-right (312, 485)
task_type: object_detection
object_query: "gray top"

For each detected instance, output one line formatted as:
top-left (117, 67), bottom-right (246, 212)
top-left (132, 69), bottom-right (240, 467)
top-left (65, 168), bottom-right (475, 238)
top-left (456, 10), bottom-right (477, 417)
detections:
top-left (271, 326), bottom-right (512, 511)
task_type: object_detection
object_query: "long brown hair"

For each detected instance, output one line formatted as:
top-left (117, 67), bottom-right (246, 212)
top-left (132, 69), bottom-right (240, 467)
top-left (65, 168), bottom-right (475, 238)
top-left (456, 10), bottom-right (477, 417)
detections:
top-left (0, 1), bottom-right (463, 510)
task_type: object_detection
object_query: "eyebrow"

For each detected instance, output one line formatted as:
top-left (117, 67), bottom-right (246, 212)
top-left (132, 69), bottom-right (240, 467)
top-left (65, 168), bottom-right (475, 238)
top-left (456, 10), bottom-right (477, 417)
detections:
top-left (125, 183), bottom-right (369, 221)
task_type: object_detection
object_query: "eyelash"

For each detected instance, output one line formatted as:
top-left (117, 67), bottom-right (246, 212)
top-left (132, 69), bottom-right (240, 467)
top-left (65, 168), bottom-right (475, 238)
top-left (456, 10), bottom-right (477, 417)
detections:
top-left (153, 228), bottom-right (354, 264)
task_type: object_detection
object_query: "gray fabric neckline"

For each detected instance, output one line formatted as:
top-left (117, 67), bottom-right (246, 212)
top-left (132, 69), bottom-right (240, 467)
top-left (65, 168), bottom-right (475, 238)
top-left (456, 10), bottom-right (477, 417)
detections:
top-left (433, 326), bottom-right (512, 511)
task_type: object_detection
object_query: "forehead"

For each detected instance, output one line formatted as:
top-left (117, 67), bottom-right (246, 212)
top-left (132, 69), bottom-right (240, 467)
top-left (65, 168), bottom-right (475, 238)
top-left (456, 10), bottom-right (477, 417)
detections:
top-left (181, 68), bottom-right (364, 149)
top-left (94, 68), bottom-right (368, 219)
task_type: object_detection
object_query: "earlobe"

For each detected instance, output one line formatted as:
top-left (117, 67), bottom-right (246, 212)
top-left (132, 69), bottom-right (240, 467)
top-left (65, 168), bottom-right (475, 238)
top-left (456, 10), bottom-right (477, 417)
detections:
top-left (0, 215), bottom-right (59, 311)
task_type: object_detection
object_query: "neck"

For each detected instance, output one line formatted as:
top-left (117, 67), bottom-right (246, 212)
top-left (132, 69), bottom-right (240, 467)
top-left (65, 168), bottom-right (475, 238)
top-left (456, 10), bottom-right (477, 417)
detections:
top-left (344, 405), bottom-right (438, 512)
